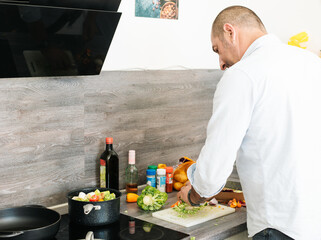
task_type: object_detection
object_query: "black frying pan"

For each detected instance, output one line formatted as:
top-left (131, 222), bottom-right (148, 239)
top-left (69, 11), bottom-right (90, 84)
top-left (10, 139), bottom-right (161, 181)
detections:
top-left (0, 205), bottom-right (61, 240)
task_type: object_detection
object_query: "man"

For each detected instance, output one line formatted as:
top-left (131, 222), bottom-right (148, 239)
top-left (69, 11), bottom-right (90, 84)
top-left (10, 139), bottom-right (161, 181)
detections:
top-left (177, 6), bottom-right (321, 240)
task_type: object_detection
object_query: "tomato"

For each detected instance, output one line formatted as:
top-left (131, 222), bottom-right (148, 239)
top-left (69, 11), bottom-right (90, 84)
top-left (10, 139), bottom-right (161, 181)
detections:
top-left (89, 195), bottom-right (99, 202)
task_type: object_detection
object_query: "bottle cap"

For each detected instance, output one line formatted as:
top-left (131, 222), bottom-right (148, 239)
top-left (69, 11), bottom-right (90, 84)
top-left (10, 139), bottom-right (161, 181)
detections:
top-left (106, 137), bottom-right (113, 144)
top-left (146, 169), bottom-right (156, 175)
top-left (157, 164), bottom-right (166, 169)
top-left (165, 166), bottom-right (173, 173)
top-left (157, 168), bottom-right (166, 175)
top-left (128, 150), bottom-right (135, 164)
top-left (148, 165), bottom-right (158, 170)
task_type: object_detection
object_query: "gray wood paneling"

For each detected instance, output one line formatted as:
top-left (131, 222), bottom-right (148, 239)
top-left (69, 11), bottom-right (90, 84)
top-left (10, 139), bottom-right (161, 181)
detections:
top-left (83, 70), bottom-right (223, 188)
top-left (0, 77), bottom-right (85, 207)
top-left (0, 70), bottom-right (225, 209)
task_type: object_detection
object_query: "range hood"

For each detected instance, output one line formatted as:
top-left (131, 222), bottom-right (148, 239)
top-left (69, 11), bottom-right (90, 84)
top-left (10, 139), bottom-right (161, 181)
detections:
top-left (0, 0), bottom-right (121, 78)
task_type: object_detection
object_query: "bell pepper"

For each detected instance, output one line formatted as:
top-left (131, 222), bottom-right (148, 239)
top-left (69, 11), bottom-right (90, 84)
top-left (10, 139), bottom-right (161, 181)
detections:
top-left (126, 193), bottom-right (139, 203)
top-left (89, 195), bottom-right (99, 202)
top-left (228, 198), bottom-right (244, 208)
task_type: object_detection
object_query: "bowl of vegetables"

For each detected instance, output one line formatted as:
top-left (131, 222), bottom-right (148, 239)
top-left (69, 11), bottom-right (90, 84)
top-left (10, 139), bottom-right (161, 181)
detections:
top-left (67, 187), bottom-right (121, 226)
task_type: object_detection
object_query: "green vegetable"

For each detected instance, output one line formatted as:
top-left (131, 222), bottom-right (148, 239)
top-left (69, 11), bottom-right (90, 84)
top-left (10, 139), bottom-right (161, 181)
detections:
top-left (72, 197), bottom-right (90, 202)
top-left (137, 186), bottom-right (168, 211)
top-left (71, 189), bottom-right (116, 202)
top-left (172, 201), bottom-right (208, 218)
top-left (103, 191), bottom-right (116, 201)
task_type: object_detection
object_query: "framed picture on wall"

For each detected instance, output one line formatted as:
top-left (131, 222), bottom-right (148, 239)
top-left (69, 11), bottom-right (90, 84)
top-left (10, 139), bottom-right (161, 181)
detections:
top-left (135, 0), bottom-right (179, 20)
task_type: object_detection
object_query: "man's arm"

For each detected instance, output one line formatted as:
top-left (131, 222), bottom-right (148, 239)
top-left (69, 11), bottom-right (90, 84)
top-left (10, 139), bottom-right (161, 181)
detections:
top-left (178, 68), bottom-right (256, 203)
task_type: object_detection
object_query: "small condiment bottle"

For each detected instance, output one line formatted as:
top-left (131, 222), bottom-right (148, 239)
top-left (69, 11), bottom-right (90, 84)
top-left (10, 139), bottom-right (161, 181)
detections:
top-left (157, 163), bottom-right (166, 169)
top-left (125, 150), bottom-right (138, 193)
top-left (148, 165), bottom-right (157, 187)
top-left (165, 166), bottom-right (173, 193)
top-left (148, 165), bottom-right (158, 170)
top-left (156, 168), bottom-right (166, 192)
top-left (146, 169), bottom-right (156, 188)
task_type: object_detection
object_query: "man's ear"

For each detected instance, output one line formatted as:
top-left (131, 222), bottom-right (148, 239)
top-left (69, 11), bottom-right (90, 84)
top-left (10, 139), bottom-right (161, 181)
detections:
top-left (223, 23), bottom-right (236, 43)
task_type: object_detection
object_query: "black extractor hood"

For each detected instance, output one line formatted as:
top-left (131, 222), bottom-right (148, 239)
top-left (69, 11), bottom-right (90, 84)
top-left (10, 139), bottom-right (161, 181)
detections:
top-left (0, 0), bottom-right (121, 78)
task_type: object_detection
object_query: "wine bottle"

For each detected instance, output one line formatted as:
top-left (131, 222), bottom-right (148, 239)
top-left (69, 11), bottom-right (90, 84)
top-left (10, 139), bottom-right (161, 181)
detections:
top-left (99, 137), bottom-right (119, 189)
top-left (125, 150), bottom-right (138, 193)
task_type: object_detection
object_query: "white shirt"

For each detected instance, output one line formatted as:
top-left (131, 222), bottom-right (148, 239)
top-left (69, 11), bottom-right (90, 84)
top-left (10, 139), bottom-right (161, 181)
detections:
top-left (187, 34), bottom-right (321, 239)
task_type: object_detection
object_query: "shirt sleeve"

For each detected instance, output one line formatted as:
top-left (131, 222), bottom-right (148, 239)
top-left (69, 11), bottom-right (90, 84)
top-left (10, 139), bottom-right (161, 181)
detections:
top-left (187, 68), bottom-right (256, 198)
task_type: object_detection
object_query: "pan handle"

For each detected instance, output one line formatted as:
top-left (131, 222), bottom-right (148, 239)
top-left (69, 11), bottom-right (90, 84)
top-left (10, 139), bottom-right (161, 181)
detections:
top-left (83, 204), bottom-right (101, 215)
top-left (0, 231), bottom-right (24, 238)
top-left (23, 205), bottom-right (46, 208)
top-left (85, 231), bottom-right (94, 240)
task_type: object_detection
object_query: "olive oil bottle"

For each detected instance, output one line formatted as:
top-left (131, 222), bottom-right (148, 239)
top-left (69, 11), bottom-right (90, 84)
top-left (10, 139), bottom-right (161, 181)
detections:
top-left (125, 150), bottom-right (138, 193)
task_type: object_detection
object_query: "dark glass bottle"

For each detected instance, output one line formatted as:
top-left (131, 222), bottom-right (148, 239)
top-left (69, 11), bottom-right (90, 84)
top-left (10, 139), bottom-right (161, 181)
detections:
top-left (100, 137), bottom-right (119, 190)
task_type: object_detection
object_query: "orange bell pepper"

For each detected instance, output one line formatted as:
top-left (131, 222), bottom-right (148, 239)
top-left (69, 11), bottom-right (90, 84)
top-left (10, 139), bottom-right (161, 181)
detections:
top-left (228, 198), bottom-right (244, 208)
top-left (126, 193), bottom-right (139, 203)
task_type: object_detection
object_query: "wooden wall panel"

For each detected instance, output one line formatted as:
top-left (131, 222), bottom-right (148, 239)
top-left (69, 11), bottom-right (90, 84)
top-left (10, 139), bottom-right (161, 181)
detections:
top-left (0, 70), bottom-right (230, 209)
top-left (0, 77), bottom-right (85, 208)
top-left (83, 70), bottom-right (223, 188)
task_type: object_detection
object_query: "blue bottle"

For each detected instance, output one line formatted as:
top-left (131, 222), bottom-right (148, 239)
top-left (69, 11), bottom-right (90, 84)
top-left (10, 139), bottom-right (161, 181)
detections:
top-left (146, 169), bottom-right (156, 188)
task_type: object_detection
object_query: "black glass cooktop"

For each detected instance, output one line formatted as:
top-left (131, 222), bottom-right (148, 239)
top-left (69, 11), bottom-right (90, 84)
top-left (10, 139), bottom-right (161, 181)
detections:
top-left (54, 214), bottom-right (189, 240)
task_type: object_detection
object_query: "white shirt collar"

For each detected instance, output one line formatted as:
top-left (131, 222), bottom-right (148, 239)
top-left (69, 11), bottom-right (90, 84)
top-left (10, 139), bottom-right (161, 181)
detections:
top-left (241, 34), bottom-right (280, 60)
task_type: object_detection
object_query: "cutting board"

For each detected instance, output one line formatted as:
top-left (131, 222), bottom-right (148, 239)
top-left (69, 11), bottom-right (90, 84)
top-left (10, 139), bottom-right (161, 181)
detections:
top-left (152, 204), bottom-right (235, 227)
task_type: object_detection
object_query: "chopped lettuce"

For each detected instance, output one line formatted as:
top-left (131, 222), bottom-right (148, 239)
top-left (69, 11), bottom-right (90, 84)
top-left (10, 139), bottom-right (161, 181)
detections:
top-left (72, 189), bottom-right (116, 202)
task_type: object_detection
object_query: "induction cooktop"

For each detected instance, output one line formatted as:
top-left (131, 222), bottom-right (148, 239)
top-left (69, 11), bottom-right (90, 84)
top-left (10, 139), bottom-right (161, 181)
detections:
top-left (54, 213), bottom-right (190, 240)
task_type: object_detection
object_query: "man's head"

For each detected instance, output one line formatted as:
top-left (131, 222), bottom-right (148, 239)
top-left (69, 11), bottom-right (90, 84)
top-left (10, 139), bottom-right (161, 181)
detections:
top-left (211, 6), bottom-right (267, 70)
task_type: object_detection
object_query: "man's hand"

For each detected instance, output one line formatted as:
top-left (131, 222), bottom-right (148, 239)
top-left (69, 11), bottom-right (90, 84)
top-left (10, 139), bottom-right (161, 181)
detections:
top-left (177, 181), bottom-right (214, 206)
top-left (177, 181), bottom-right (191, 205)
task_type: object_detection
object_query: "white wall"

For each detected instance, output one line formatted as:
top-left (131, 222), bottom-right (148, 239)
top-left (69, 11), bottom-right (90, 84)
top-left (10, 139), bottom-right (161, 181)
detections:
top-left (103, 0), bottom-right (321, 71)
top-left (249, 0), bottom-right (321, 57)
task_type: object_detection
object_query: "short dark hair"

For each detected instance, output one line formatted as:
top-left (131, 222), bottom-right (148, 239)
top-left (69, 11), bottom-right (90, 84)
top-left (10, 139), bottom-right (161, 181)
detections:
top-left (212, 6), bottom-right (266, 39)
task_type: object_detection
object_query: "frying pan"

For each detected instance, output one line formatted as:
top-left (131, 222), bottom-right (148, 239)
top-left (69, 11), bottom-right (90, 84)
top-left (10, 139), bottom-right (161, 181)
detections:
top-left (0, 205), bottom-right (61, 240)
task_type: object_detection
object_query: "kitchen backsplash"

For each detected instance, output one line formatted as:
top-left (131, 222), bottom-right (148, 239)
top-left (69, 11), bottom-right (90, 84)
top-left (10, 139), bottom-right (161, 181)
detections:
top-left (0, 69), bottom-right (236, 209)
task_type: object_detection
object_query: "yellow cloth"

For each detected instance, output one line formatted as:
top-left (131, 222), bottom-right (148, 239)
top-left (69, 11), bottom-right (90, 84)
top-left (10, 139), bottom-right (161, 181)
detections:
top-left (288, 32), bottom-right (308, 49)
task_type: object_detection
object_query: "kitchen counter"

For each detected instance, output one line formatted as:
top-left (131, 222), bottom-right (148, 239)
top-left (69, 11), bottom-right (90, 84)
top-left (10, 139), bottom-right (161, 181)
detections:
top-left (119, 186), bottom-right (247, 240)
top-left (50, 184), bottom-right (247, 239)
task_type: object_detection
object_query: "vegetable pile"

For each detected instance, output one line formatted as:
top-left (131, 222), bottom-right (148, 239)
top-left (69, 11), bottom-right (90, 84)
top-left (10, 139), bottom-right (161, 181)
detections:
top-left (171, 201), bottom-right (208, 218)
top-left (137, 186), bottom-right (168, 211)
top-left (72, 189), bottom-right (116, 202)
top-left (228, 198), bottom-right (246, 208)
